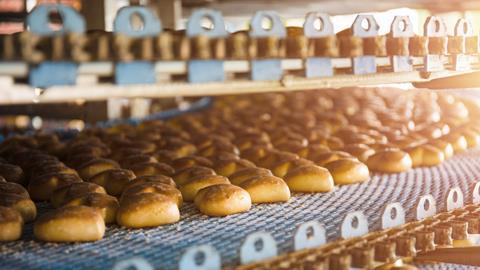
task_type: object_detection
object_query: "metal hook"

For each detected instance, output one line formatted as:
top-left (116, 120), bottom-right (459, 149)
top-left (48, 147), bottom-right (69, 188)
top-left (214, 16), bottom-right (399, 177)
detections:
top-left (415, 194), bottom-right (436, 220)
top-left (446, 187), bottom-right (464, 211)
top-left (187, 9), bottom-right (227, 38)
top-left (352, 15), bottom-right (379, 37)
top-left (26, 3), bottom-right (85, 36)
top-left (391, 16), bottom-right (414, 38)
top-left (340, 211), bottom-right (369, 239)
top-left (113, 6), bottom-right (162, 37)
top-left (250, 11), bottom-right (286, 38)
top-left (240, 231), bottom-right (277, 264)
top-left (424, 16), bottom-right (446, 37)
top-left (381, 202), bottom-right (406, 229)
top-left (294, 221), bottom-right (326, 251)
top-left (179, 245), bottom-right (221, 270)
top-left (303, 12), bottom-right (334, 37)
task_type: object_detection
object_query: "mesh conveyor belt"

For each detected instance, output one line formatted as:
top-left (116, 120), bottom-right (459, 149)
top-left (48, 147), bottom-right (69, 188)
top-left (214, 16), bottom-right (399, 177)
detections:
top-left (1, 149), bottom-right (480, 270)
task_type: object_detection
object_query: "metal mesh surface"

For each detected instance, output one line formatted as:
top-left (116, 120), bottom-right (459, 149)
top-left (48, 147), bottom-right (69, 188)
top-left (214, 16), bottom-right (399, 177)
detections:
top-left (1, 149), bottom-right (480, 270)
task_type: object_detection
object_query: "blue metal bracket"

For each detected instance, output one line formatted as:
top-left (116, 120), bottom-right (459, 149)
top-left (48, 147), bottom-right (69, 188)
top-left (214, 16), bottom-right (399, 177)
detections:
top-left (249, 11), bottom-right (286, 81)
top-left (113, 6), bottom-right (162, 85)
top-left (423, 16), bottom-right (446, 72)
top-left (390, 16), bottom-right (414, 72)
top-left (26, 4), bottom-right (85, 87)
top-left (451, 18), bottom-right (473, 71)
top-left (303, 12), bottom-right (334, 78)
top-left (186, 9), bottom-right (227, 83)
top-left (351, 15), bottom-right (379, 75)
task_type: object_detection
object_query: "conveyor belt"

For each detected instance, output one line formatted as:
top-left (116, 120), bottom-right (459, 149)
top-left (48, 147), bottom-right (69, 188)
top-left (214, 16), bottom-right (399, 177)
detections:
top-left (1, 148), bottom-right (480, 270)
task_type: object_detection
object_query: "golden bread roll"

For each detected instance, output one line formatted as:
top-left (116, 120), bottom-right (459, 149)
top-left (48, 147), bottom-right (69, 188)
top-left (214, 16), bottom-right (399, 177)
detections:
top-left (34, 206), bottom-right (105, 242)
top-left (462, 129), bottom-right (480, 148)
top-left (404, 145), bottom-right (423, 167)
top-left (342, 144), bottom-right (376, 163)
top-left (284, 165), bottom-right (334, 192)
top-left (229, 167), bottom-right (273, 185)
top-left (194, 184), bottom-right (251, 216)
top-left (311, 151), bottom-right (353, 166)
top-left (443, 134), bottom-right (468, 153)
top-left (213, 158), bottom-right (256, 177)
top-left (0, 163), bottom-right (25, 185)
top-left (51, 182), bottom-right (106, 208)
top-left (179, 174), bottom-right (230, 201)
top-left (240, 175), bottom-right (290, 203)
top-left (124, 175), bottom-right (176, 190)
top-left (129, 162), bottom-right (175, 177)
top-left (421, 145), bottom-right (445, 167)
top-left (77, 158), bottom-right (120, 180)
top-left (173, 165), bottom-right (216, 186)
top-left (117, 193), bottom-right (180, 228)
top-left (122, 182), bottom-right (182, 207)
top-left (66, 154), bottom-right (97, 169)
top-left (428, 140), bottom-right (454, 159)
top-left (64, 193), bottom-right (119, 224)
top-left (154, 150), bottom-right (179, 164)
top-left (241, 146), bottom-right (270, 164)
top-left (0, 194), bottom-right (36, 222)
top-left (88, 169), bottom-right (136, 196)
top-left (119, 154), bottom-right (157, 166)
top-left (170, 156), bottom-right (213, 171)
top-left (28, 172), bottom-right (82, 201)
top-left (0, 206), bottom-right (23, 241)
top-left (366, 149), bottom-right (412, 173)
top-left (324, 158), bottom-right (370, 185)
top-left (0, 182), bottom-right (30, 198)
top-left (258, 151), bottom-right (299, 169)
top-left (272, 158), bottom-right (314, 178)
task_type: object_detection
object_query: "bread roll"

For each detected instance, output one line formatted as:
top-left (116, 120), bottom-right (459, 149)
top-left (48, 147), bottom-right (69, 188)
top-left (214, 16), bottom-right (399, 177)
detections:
top-left (0, 206), bottom-right (23, 241)
top-left (366, 149), bottom-right (412, 173)
top-left (129, 162), bottom-right (175, 177)
top-left (51, 182), bottom-right (106, 208)
top-left (34, 206), bottom-right (105, 242)
top-left (124, 175), bottom-right (176, 190)
top-left (462, 129), bottom-right (480, 148)
top-left (0, 182), bottom-right (29, 198)
top-left (421, 145), bottom-right (445, 167)
top-left (78, 158), bottom-right (120, 180)
top-left (284, 165), bottom-right (334, 192)
top-left (194, 184), bottom-right (251, 216)
top-left (28, 173), bottom-right (82, 201)
top-left (119, 154), bottom-right (158, 168)
top-left (173, 165), bottom-right (216, 186)
top-left (444, 134), bottom-right (468, 153)
top-left (64, 193), bottom-right (119, 224)
top-left (428, 140), bottom-right (454, 159)
top-left (240, 175), bottom-right (290, 203)
top-left (122, 182), bottom-right (182, 207)
top-left (229, 167), bottom-right (273, 185)
top-left (0, 194), bottom-right (36, 222)
top-left (213, 158), bottom-right (256, 177)
top-left (311, 151), bottom-right (353, 166)
top-left (342, 144), bottom-right (375, 163)
top-left (179, 174), bottom-right (230, 201)
top-left (0, 163), bottom-right (24, 185)
top-left (324, 158), bottom-right (370, 185)
top-left (404, 145), bottom-right (423, 168)
top-left (88, 169), bottom-right (136, 196)
top-left (117, 193), bottom-right (179, 228)
top-left (171, 156), bottom-right (213, 171)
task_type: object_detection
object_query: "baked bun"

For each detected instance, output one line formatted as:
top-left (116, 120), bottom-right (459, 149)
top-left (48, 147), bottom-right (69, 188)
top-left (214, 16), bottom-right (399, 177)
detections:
top-left (173, 166), bottom-right (216, 186)
top-left (64, 193), bottom-right (119, 224)
top-left (213, 158), bottom-right (256, 177)
top-left (366, 149), bottom-right (412, 173)
top-left (179, 174), bottom-right (230, 201)
top-left (342, 144), bottom-right (375, 163)
top-left (420, 145), bottom-right (445, 167)
top-left (122, 182), bottom-right (182, 207)
top-left (0, 163), bottom-right (25, 185)
top-left (117, 193), bottom-right (180, 228)
top-left (129, 162), bottom-right (175, 177)
top-left (0, 194), bottom-right (36, 222)
top-left (0, 182), bottom-right (30, 198)
top-left (240, 175), bottom-right (290, 203)
top-left (229, 167), bottom-right (273, 185)
top-left (88, 169), bottom-right (136, 196)
top-left (311, 151), bottom-right (353, 166)
top-left (194, 184), bottom-right (251, 216)
top-left (119, 154), bottom-right (158, 168)
top-left (34, 206), bottom-right (105, 242)
top-left (170, 156), bottom-right (213, 171)
top-left (124, 175), bottom-right (176, 190)
top-left (324, 158), bottom-right (370, 185)
top-left (444, 134), bottom-right (468, 153)
top-left (78, 158), bottom-right (120, 180)
top-left (427, 140), bottom-right (454, 159)
top-left (28, 173), bottom-right (82, 201)
top-left (0, 206), bottom-right (23, 241)
top-left (284, 165), bottom-right (334, 192)
top-left (51, 182), bottom-right (106, 208)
